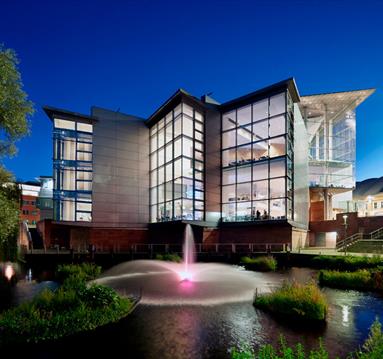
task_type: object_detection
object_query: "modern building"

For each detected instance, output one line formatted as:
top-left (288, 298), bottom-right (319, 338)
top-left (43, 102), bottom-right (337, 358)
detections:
top-left (19, 181), bottom-right (41, 226)
top-left (39, 78), bottom-right (375, 251)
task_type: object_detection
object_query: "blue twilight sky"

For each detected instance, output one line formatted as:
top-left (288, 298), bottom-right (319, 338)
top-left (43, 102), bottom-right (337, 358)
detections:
top-left (1, 0), bottom-right (382, 182)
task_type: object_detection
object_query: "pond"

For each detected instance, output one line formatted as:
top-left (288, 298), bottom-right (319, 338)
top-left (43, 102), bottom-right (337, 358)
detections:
top-left (2, 261), bottom-right (383, 358)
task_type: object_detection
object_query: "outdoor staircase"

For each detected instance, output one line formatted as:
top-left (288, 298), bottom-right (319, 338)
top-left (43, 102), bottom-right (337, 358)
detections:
top-left (29, 228), bottom-right (44, 249)
top-left (336, 227), bottom-right (383, 254)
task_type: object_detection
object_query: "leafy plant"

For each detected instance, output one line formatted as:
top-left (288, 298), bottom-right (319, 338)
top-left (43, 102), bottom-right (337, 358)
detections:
top-left (155, 253), bottom-right (182, 263)
top-left (254, 281), bottom-right (328, 321)
top-left (241, 256), bottom-right (277, 272)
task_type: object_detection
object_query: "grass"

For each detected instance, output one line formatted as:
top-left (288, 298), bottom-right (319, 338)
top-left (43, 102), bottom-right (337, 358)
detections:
top-left (231, 317), bottom-right (383, 358)
top-left (311, 255), bottom-right (383, 271)
top-left (155, 253), bottom-right (182, 262)
top-left (55, 262), bottom-right (101, 282)
top-left (318, 268), bottom-right (383, 292)
top-left (0, 264), bottom-right (135, 346)
top-left (254, 281), bottom-right (328, 321)
top-left (241, 256), bottom-right (277, 272)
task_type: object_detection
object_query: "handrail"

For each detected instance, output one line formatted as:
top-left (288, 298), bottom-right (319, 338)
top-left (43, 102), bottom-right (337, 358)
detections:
top-left (370, 227), bottom-right (383, 239)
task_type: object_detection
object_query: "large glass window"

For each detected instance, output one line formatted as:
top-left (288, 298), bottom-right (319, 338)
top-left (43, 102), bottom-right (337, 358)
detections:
top-left (221, 91), bottom-right (292, 222)
top-left (150, 102), bottom-right (204, 222)
top-left (53, 118), bottom-right (93, 222)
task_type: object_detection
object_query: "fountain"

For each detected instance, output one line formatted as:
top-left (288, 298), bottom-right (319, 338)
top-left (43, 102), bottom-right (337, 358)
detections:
top-left (179, 224), bottom-right (196, 282)
top-left (95, 224), bottom-right (269, 305)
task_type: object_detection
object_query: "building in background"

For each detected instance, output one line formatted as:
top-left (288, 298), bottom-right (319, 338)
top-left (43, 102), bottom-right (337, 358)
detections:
top-left (19, 181), bottom-right (41, 226)
top-left (39, 78), bottom-right (376, 251)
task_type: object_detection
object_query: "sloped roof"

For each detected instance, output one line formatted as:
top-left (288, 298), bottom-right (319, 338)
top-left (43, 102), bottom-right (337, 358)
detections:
top-left (354, 176), bottom-right (383, 200)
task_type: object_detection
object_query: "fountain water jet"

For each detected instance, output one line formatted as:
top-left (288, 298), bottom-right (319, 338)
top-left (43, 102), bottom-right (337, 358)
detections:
top-left (180, 224), bottom-right (196, 281)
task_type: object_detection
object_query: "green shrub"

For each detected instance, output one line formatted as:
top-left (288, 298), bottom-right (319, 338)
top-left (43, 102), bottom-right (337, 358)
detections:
top-left (254, 281), bottom-right (328, 321)
top-left (55, 263), bottom-right (101, 283)
top-left (231, 318), bottom-right (383, 358)
top-left (241, 256), bottom-right (277, 272)
top-left (318, 269), bottom-right (373, 291)
top-left (311, 255), bottom-right (383, 271)
top-left (155, 253), bottom-right (182, 263)
top-left (0, 264), bottom-right (134, 346)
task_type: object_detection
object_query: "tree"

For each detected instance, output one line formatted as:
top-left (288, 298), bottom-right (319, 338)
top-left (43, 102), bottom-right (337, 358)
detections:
top-left (0, 44), bottom-right (34, 260)
top-left (0, 44), bottom-right (33, 157)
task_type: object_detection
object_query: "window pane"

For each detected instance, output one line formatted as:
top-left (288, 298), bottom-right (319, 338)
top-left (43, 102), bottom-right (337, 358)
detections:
top-left (269, 136), bottom-right (286, 158)
top-left (77, 152), bottom-right (92, 161)
top-left (237, 183), bottom-right (251, 202)
top-left (183, 178), bottom-right (193, 199)
top-left (183, 199), bottom-right (193, 220)
top-left (182, 137), bottom-right (193, 158)
top-left (158, 184), bottom-right (165, 203)
top-left (165, 112), bottom-right (172, 124)
top-left (165, 201), bottom-right (173, 220)
top-left (165, 143), bottom-right (173, 163)
top-left (183, 103), bottom-right (194, 117)
top-left (165, 163), bottom-right (173, 182)
top-left (174, 104), bottom-right (182, 117)
top-left (269, 114), bottom-right (286, 137)
top-left (252, 162), bottom-right (268, 181)
top-left (77, 123), bottom-right (93, 133)
top-left (237, 166), bottom-right (251, 183)
top-left (150, 124), bottom-right (157, 136)
top-left (158, 148), bottom-right (164, 167)
top-left (270, 178), bottom-right (285, 198)
top-left (150, 205), bottom-right (157, 222)
top-left (174, 116), bottom-right (182, 138)
top-left (195, 190), bottom-right (204, 200)
top-left (270, 198), bottom-right (286, 219)
top-left (195, 211), bottom-right (203, 220)
top-left (195, 131), bottom-right (203, 142)
top-left (54, 118), bottom-right (75, 130)
top-left (174, 158), bottom-right (182, 178)
top-left (253, 141), bottom-right (268, 161)
top-left (194, 160), bottom-right (203, 171)
top-left (237, 201), bottom-right (251, 221)
top-left (252, 180), bottom-right (268, 200)
top-left (158, 166), bottom-right (165, 185)
top-left (165, 181), bottom-right (173, 201)
top-left (182, 158), bottom-right (193, 178)
top-left (270, 158), bottom-right (286, 178)
top-left (195, 111), bottom-right (203, 122)
top-left (222, 149), bottom-right (236, 167)
top-left (252, 99), bottom-right (268, 121)
top-left (165, 123), bottom-right (173, 143)
top-left (252, 200), bottom-right (268, 219)
top-left (158, 118), bottom-right (165, 130)
top-left (183, 116), bottom-right (193, 138)
top-left (236, 144), bottom-right (252, 164)
top-left (150, 187), bottom-right (157, 204)
top-left (174, 178), bottom-right (182, 199)
top-left (195, 170), bottom-right (203, 181)
top-left (222, 111), bottom-right (236, 131)
top-left (174, 138), bottom-right (182, 158)
top-left (237, 125), bottom-right (252, 146)
top-left (237, 105), bottom-right (251, 126)
top-left (158, 128), bottom-right (164, 148)
top-left (222, 203), bottom-right (236, 222)
top-left (269, 93), bottom-right (286, 117)
top-left (253, 119), bottom-right (268, 140)
top-left (195, 150), bottom-right (203, 161)
top-left (150, 152), bottom-right (157, 170)
top-left (150, 170), bottom-right (157, 187)
top-left (195, 122), bottom-right (203, 132)
top-left (222, 185), bottom-right (236, 203)
top-left (174, 199), bottom-right (182, 219)
top-left (195, 141), bottom-right (203, 151)
top-left (222, 130), bottom-right (236, 149)
top-left (223, 168), bottom-right (235, 185)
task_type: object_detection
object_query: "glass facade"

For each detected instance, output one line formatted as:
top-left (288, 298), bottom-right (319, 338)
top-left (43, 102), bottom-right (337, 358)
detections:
top-left (221, 92), bottom-right (294, 222)
top-left (306, 109), bottom-right (355, 189)
top-left (149, 103), bottom-right (204, 222)
top-left (53, 118), bottom-right (93, 221)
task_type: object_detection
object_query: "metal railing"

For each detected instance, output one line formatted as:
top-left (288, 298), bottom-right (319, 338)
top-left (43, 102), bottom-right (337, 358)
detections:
top-left (27, 242), bottom-right (291, 255)
top-left (336, 226), bottom-right (383, 251)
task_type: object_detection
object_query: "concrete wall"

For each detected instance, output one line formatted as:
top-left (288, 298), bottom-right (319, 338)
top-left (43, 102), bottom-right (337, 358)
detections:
top-left (91, 107), bottom-right (149, 228)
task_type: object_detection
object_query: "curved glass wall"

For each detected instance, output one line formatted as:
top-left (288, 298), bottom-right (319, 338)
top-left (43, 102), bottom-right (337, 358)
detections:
top-left (221, 91), bottom-right (294, 222)
top-left (150, 103), bottom-right (204, 222)
top-left (53, 118), bottom-right (93, 222)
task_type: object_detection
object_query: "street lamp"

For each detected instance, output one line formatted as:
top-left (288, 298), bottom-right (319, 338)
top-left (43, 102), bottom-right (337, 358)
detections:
top-left (343, 214), bottom-right (348, 255)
